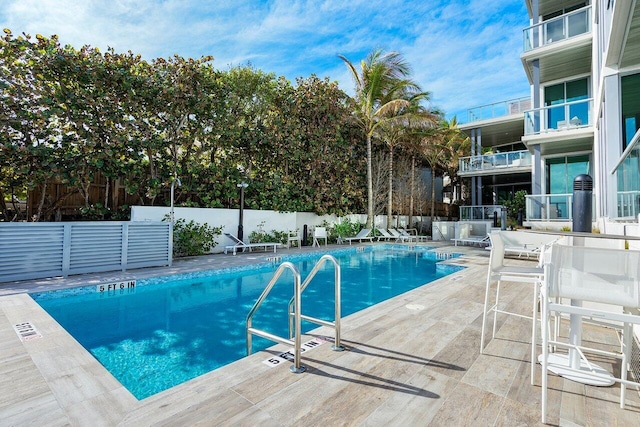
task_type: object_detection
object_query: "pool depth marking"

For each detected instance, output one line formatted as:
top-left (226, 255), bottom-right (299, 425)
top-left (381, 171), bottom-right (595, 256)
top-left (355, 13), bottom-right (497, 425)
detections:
top-left (13, 322), bottom-right (42, 341)
top-left (262, 336), bottom-right (328, 368)
top-left (96, 280), bottom-right (136, 296)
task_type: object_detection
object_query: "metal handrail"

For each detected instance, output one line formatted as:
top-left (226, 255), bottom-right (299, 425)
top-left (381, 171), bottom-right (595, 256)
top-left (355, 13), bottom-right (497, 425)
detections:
top-left (246, 261), bottom-right (306, 373)
top-left (287, 254), bottom-right (344, 351)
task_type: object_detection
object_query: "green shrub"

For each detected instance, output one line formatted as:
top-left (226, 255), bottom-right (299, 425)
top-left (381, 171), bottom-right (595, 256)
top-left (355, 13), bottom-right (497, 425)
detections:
top-left (247, 221), bottom-right (290, 245)
top-left (327, 218), bottom-right (365, 243)
top-left (501, 190), bottom-right (527, 222)
top-left (169, 218), bottom-right (222, 257)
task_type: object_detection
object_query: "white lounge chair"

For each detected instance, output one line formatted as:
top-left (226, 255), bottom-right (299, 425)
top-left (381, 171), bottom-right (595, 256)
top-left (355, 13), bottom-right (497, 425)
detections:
top-left (375, 228), bottom-right (396, 241)
top-left (344, 228), bottom-right (374, 245)
top-left (223, 233), bottom-right (281, 255)
top-left (388, 228), bottom-right (415, 243)
top-left (452, 234), bottom-right (490, 247)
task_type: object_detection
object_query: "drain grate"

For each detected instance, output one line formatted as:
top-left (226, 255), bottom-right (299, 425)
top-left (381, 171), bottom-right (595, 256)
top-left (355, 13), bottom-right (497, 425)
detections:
top-left (435, 252), bottom-right (454, 260)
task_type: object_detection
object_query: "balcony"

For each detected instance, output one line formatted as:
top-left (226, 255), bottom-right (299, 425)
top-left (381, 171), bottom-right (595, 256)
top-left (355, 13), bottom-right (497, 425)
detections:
top-left (523, 5), bottom-right (591, 52)
top-left (524, 98), bottom-right (592, 135)
top-left (463, 97), bottom-right (530, 124)
top-left (458, 150), bottom-right (531, 177)
top-left (525, 193), bottom-right (595, 221)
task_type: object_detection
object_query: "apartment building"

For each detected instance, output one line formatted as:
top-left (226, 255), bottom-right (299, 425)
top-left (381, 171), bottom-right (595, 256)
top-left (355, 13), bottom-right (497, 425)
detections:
top-left (458, 0), bottom-right (640, 228)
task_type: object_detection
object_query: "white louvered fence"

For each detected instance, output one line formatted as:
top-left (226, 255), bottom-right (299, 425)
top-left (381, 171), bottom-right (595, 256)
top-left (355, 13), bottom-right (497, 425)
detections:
top-left (0, 221), bottom-right (172, 283)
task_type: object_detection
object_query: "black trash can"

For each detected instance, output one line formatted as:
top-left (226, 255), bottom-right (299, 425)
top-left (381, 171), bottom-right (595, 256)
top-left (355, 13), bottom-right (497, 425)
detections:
top-left (572, 174), bottom-right (593, 233)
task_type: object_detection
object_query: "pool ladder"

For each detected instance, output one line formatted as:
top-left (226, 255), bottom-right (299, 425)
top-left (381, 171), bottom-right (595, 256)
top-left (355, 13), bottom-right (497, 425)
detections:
top-left (246, 254), bottom-right (344, 373)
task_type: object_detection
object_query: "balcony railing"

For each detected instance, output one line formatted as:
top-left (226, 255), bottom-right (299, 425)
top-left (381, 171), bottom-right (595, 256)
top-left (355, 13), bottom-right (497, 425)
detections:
top-left (459, 205), bottom-right (504, 222)
top-left (463, 97), bottom-right (530, 123)
top-left (524, 98), bottom-right (592, 135)
top-left (459, 150), bottom-right (531, 174)
top-left (523, 5), bottom-right (591, 51)
top-left (618, 191), bottom-right (640, 218)
top-left (525, 193), bottom-right (595, 221)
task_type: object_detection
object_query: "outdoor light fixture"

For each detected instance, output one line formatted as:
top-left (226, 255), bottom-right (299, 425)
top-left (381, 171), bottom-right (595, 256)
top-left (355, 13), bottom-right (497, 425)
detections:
top-left (237, 181), bottom-right (249, 241)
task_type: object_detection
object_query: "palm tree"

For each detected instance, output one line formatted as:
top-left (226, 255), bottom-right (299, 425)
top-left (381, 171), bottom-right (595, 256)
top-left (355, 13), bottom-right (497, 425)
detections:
top-left (339, 49), bottom-right (420, 228)
top-left (375, 92), bottom-right (437, 228)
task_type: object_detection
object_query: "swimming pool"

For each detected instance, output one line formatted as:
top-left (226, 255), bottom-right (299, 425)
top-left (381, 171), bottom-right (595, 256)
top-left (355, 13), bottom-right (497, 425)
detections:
top-left (32, 245), bottom-right (463, 399)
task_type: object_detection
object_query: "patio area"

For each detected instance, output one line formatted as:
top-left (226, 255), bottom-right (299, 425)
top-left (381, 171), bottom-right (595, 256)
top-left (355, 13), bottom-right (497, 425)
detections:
top-left (1, 243), bottom-right (639, 426)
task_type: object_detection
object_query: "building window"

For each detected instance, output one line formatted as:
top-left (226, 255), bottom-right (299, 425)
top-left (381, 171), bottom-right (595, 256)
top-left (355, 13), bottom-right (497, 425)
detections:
top-left (544, 78), bottom-right (589, 129)
top-left (545, 155), bottom-right (590, 219)
top-left (621, 73), bottom-right (640, 150)
top-left (546, 155), bottom-right (590, 194)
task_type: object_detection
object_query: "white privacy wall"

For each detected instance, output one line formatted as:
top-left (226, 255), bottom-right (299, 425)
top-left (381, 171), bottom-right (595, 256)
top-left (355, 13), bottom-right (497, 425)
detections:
top-left (131, 206), bottom-right (336, 253)
top-left (131, 206), bottom-right (430, 253)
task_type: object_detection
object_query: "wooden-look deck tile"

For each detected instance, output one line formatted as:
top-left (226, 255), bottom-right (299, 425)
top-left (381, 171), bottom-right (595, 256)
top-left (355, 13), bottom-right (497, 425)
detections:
top-left (0, 245), bottom-right (639, 426)
top-left (427, 381), bottom-right (504, 426)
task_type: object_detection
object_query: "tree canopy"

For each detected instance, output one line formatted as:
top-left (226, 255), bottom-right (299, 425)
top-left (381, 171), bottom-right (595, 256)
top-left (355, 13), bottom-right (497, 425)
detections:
top-left (0, 30), bottom-right (366, 220)
top-left (1, 31), bottom-right (465, 223)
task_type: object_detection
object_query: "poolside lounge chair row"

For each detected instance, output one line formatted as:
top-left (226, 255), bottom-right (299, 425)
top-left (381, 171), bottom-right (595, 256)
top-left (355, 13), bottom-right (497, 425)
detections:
top-left (375, 228), bottom-right (424, 243)
top-left (224, 226), bottom-right (428, 254)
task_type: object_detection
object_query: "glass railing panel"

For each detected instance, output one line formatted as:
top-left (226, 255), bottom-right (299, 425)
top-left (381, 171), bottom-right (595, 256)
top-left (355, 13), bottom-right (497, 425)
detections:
top-left (525, 193), bottom-right (595, 221)
top-left (463, 97), bottom-right (530, 124)
top-left (523, 6), bottom-right (591, 52)
top-left (617, 191), bottom-right (640, 218)
top-left (458, 150), bottom-right (531, 173)
top-left (524, 99), bottom-right (592, 135)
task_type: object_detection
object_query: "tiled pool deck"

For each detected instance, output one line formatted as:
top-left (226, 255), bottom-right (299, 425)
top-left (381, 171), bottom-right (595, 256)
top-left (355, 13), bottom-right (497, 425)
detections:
top-left (1, 243), bottom-right (639, 426)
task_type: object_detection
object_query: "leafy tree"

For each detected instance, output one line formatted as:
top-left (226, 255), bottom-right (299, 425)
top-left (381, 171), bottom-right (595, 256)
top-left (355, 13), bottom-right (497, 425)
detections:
top-left (0, 31), bottom-right (375, 220)
top-left (419, 117), bottom-right (469, 226)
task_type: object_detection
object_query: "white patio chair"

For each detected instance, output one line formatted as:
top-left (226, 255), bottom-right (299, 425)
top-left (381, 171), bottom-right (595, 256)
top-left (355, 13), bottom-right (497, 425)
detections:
top-left (480, 231), bottom-right (545, 385)
top-left (287, 230), bottom-right (301, 248)
top-left (312, 227), bottom-right (327, 247)
top-left (540, 244), bottom-right (640, 423)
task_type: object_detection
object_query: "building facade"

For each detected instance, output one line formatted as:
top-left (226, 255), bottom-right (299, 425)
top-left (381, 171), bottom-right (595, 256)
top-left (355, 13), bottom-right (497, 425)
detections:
top-left (459, 0), bottom-right (640, 228)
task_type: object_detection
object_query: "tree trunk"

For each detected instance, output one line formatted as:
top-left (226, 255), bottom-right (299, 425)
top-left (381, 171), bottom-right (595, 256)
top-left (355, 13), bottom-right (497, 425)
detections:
top-left (387, 144), bottom-right (393, 229)
top-left (104, 178), bottom-right (110, 211)
top-left (408, 156), bottom-right (415, 228)
top-left (35, 180), bottom-right (47, 222)
top-left (0, 188), bottom-right (7, 221)
top-left (430, 168), bottom-right (436, 225)
top-left (366, 133), bottom-right (374, 229)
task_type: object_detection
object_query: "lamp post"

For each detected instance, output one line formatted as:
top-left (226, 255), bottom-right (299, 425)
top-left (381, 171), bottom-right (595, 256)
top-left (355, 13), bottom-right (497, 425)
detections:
top-left (237, 182), bottom-right (248, 241)
top-left (170, 177), bottom-right (181, 222)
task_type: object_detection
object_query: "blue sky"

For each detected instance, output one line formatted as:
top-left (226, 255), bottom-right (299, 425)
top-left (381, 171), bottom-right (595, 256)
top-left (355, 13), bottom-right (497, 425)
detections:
top-left (1, 0), bottom-right (530, 120)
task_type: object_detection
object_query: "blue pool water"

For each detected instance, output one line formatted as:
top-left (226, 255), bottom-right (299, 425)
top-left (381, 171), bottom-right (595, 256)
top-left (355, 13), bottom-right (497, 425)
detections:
top-left (32, 245), bottom-right (463, 399)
